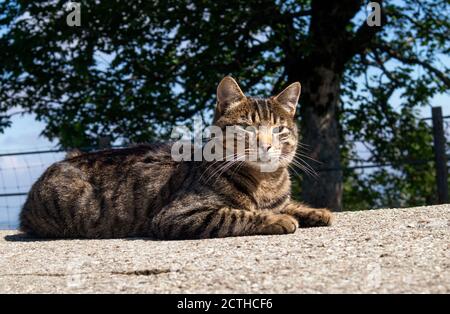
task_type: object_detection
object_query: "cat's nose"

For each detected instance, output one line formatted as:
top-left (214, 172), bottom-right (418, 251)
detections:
top-left (260, 143), bottom-right (272, 152)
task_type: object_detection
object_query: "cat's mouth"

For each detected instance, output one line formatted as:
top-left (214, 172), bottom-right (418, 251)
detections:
top-left (247, 160), bottom-right (282, 173)
top-left (221, 146), bottom-right (293, 172)
top-left (248, 150), bottom-right (287, 163)
top-left (241, 153), bottom-right (276, 163)
top-left (243, 152), bottom-right (292, 173)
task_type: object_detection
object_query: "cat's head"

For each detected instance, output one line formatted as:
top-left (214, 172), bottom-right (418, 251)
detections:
top-left (213, 76), bottom-right (300, 171)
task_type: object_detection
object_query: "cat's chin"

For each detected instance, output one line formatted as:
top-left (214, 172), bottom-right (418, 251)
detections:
top-left (244, 160), bottom-right (285, 173)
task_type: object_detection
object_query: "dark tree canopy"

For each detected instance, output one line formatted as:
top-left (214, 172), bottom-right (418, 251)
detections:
top-left (0, 0), bottom-right (449, 209)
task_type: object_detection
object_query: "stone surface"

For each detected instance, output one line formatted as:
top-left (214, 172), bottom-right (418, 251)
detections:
top-left (0, 205), bottom-right (449, 293)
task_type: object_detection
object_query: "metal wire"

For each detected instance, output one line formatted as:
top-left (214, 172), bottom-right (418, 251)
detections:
top-left (0, 140), bottom-right (448, 229)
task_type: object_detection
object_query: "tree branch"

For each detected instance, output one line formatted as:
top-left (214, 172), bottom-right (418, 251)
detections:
top-left (376, 43), bottom-right (450, 88)
top-left (343, 0), bottom-right (385, 62)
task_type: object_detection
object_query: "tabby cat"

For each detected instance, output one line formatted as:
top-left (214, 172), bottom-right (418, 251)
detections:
top-left (20, 77), bottom-right (333, 239)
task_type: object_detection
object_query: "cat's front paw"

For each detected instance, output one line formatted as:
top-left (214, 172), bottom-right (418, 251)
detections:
top-left (296, 208), bottom-right (334, 228)
top-left (259, 214), bottom-right (297, 235)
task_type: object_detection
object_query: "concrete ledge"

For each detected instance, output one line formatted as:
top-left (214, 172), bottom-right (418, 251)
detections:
top-left (1, 205), bottom-right (449, 293)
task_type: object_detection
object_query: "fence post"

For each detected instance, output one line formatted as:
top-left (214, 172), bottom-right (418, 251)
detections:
top-left (98, 136), bottom-right (112, 149)
top-left (431, 106), bottom-right (449, 204)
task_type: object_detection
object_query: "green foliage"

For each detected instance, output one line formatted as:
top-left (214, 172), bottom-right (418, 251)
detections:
top-left (0, 0), bottom-right (448, 209)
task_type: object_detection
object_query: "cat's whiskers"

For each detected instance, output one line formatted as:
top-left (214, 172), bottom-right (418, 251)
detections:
top-left (199, 146), bottom-right (256, 181)
top-left (204, 148), bottom-right (255, 184)
top-left (289, 157), bottom-right (318, 178)
top-left (229, 159), bottom-right (246, 178)
top-left (213, 158), bottom-right (245, 184)
top-left (294, 151), bottom-right (321, 164)
top-left (287, 163), bottom-right (303, 180)
top-left (297, 142), bottom-right (311, 150)
top-left (277, 154), bottom-right (318, 178)
top-left (208, 154), bottom-right (246, 184)
top-left (199, 151), bottom-right (242, 182)
top-left (214, 148), bottom-right (257, 180)
top-left (292, 154), bottom-right (319, 173)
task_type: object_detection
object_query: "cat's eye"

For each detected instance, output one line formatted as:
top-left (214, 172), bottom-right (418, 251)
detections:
top-left (235, 124), bottom-right (255, 132)
top-left (272, 126), bottom-right (286, 134)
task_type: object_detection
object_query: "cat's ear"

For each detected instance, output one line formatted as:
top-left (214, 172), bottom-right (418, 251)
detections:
top-left (216, 76), bottom-right (245, 113)
top-left (273, 82), bottom-right (301, 116)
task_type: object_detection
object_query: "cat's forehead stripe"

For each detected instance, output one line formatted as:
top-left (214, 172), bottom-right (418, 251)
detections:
top-left (255, 99), bottom-right (263, 122)
top-left (252, 98), bottom-right (268, 122)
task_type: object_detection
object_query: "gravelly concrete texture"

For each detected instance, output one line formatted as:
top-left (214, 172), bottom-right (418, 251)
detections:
top-left (0, 205), bottom-right (449, 293)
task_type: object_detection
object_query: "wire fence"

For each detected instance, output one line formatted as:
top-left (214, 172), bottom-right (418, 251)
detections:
top-left (0, 108), bottom-right (448, 229)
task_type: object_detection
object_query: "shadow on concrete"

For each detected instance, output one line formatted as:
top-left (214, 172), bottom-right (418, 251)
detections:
top-left (3, 233), bottom-right (158, 242)
top-left (3, 233), bottom-right (62, 242)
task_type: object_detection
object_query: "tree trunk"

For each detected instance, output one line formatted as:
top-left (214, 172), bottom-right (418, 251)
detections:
top-left (283, 0), bottom-right (361, 211)
top-left (296, 66), bottom-right (343, 211)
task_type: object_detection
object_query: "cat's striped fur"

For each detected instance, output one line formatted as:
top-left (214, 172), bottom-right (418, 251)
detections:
top-left (20, 77), bottom-right (333, 239)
